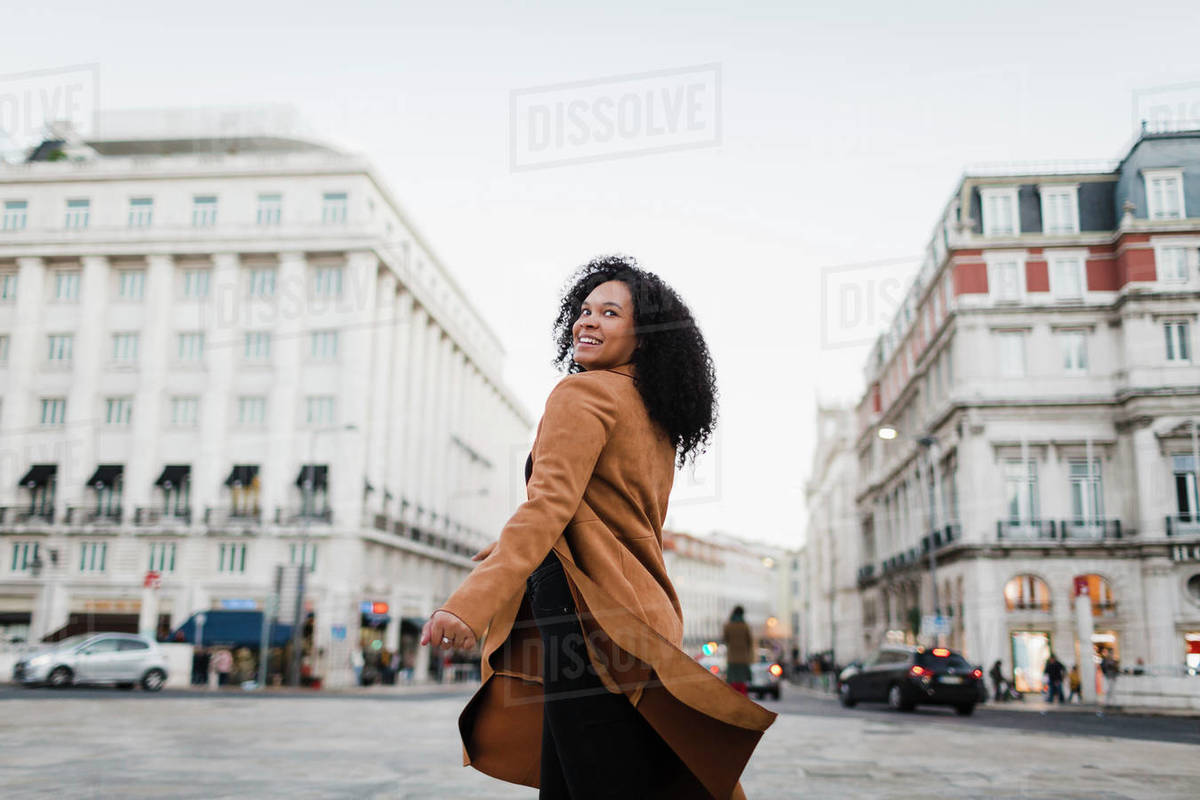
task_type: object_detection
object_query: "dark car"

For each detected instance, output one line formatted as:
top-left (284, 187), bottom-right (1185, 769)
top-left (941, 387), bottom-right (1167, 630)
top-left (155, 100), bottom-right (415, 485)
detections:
top-left (836, 646), bottom-right (983, 715)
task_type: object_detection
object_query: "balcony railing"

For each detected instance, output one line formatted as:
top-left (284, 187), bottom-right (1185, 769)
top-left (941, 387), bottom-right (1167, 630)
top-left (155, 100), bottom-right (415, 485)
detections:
top-left (203, 507), bottom-right (263, 528)
top-left (856, 564), bottom-right (876, 585)
top-left (274, 507), bottom-right (332, 525)
top-left (64, 506), bottom-right (122, 525)
top-left (996, 519), bottom-right (1058, 540)
top-left (1, 507), bottom-right (56, 524)
top-left (133, 507), bottom-right (193, 525)
top-left (1059, 518), bottom-right (1123, 540)
top-left (1166, 514), bottom-right (1200, 538)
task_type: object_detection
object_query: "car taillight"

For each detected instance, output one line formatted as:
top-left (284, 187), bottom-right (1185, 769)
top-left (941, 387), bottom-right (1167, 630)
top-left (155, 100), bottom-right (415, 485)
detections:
top-left (910, 665), bottom-right (928, 677)
top-left (972, 669), bottom-right (983, 679)
top-left (709, 665), bottom-right (720, 675)
top-left (932, 648), bottom-right (950, 657)
top-left (769, 663), bottom-right (783, 677)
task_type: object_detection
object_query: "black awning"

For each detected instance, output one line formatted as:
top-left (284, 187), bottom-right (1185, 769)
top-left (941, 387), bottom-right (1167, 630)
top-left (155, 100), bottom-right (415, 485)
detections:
top-left (295, 465), bottom-right (328, 490)
top-left (19, 464), bottom-right (56, 488)
top-left (86, 464), bottom-right (123, 488)
top-left (155, 465), bottom-right (191, 488)
top-left (224, 465), bottom-right (260, 487)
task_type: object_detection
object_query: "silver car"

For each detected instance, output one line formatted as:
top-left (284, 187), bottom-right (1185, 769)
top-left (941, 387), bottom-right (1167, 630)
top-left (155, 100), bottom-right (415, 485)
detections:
top-left (13, 633), bottom-right (169, 691)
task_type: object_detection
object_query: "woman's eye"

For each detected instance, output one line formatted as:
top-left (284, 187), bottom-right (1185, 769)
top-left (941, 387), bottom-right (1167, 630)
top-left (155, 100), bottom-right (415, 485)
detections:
top-left (604, 310), bottom-right (617, 316)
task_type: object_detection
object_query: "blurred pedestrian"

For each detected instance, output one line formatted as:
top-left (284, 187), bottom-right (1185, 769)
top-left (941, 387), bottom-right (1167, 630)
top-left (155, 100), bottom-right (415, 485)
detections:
top-left (723, 605), bottom-right (754, 696)
top-left (1045, 653), bottom-right (1066, 703)
top-left (1067, 663), bottom-right (1082, 703)
top-left (212, 647), bottom-right (233, 687)
top-left (419, 259), bottom-right (774, 797)
top-left (1100, 649), bottom-right (1120, 704)
top-left (989, 660), bottom-right (1006, 702)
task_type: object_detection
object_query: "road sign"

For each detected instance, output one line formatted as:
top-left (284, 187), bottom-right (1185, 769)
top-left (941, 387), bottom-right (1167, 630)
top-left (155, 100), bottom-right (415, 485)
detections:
top-left (921, 614), bottom-right (951, 637)
top-left (331, 624), bottom-right (347, 641)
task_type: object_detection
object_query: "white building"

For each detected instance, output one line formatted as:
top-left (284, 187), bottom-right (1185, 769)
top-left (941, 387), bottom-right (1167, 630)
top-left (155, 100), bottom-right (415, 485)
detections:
top-left (850, 126), bottom-right (1200, 690)
top-left (663, 530), bottom-right (790, 653)
top-left (0, 109), bottom-right (532, 687)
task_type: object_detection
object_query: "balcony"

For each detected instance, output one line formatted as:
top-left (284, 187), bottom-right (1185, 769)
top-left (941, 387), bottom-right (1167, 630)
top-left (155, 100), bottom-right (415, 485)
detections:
top-left (1059, 518), bottom-right (1123, 540)
top-left (996, 519), bottom-right (1058, 541)
top-left (274, 507), bottom-right (332, 525)
top-left (203, 507), bottom-right (263, 532)
top-left (1166, 514), bottom-right (1200, 538)
top-left (921, 523), bottom-right (962, 553)
top-left (64, 506), bottom-right (123, 525)
top-left (856, 564), bottom-right (876, 585)
top-left (133, 507), bottom-right (193, 526)
top-left (0, 507), bottom-right (56, 525)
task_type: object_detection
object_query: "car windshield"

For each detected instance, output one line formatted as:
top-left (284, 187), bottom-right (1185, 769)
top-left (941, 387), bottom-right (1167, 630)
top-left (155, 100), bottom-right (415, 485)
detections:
top-left (916, 651), bottom-right (971, 670)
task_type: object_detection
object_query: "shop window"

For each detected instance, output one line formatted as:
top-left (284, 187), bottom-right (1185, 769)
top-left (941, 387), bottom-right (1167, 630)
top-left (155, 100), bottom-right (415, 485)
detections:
top-left (1004, 574), bottom-right (1051, 612)
top-left (1076, 573), bottom-right (1117, 616)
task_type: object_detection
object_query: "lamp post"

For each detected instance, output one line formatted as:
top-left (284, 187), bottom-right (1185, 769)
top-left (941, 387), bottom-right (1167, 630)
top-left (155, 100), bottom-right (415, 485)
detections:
top-left (878, 426), bottom-right (946, 643)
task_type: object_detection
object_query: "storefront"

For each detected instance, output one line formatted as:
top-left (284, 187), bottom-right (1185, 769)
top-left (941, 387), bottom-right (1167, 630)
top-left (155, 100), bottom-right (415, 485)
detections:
top-left (1010, 630), bottom-right (1051, 693)
top-left (1184, 632), bottom-right (1200, 673)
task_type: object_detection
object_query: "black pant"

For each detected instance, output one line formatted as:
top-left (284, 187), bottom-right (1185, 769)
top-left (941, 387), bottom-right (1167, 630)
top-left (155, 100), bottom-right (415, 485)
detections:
top-left (526, 553), bottom-right (680, 799)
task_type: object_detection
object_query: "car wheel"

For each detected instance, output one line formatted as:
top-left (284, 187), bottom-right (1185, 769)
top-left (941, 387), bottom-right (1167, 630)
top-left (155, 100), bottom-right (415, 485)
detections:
top-left (955, 703), bottom-right (976, 716)
top-left (141, 669), bottom-right (166, 692)
top-left (888, 683), bottom-right (914, 711)
top-left (838, 683), bottom-right (856, 707)
top-left (47, 666), bottom-right (73, 688)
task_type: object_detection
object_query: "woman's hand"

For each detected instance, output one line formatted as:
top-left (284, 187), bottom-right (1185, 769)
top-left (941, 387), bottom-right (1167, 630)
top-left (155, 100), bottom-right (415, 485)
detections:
top-left (471, 541), bottom-right (497, 561)
top-left (420, 610), bottom-right (477, 651)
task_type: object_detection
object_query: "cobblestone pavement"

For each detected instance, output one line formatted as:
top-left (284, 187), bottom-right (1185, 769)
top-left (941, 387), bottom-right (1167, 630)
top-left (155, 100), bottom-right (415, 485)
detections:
top-left (2, 688), bottom-right (1198, 799)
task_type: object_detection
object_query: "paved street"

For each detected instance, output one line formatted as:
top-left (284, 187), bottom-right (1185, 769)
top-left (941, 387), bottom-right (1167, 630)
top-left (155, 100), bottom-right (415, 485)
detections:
top-left (1, 684), bottom-right (1198, 799)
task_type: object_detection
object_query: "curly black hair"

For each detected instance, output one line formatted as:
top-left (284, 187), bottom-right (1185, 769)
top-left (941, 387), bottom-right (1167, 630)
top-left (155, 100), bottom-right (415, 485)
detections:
top-left (552, 254), bottom-right (717, 466)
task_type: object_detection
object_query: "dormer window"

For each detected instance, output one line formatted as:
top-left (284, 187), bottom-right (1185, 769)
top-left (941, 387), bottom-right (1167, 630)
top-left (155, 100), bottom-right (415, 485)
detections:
top-left (1039, 184), bottom-right (1079, 234)
top-left (1144, 168), bottom-right (1185, 220)
top-left (981, 186), bottom-right (1020, 237)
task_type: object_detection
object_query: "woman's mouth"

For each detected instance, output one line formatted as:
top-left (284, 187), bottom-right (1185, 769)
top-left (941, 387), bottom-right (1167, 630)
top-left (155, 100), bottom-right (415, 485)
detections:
top-left (577, 335), bottom-right (602, 347)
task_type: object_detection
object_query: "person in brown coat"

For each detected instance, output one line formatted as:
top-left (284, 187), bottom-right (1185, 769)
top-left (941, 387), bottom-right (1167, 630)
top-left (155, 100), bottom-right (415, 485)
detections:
top-left (723, 606), bottom-right (754, 696)
top-left (421, 255), bottom-right (776, 799)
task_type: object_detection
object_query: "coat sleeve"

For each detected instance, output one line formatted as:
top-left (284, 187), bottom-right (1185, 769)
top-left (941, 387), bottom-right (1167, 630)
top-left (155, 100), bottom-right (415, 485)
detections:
top-left (436, 373), bottom-right (620, 640)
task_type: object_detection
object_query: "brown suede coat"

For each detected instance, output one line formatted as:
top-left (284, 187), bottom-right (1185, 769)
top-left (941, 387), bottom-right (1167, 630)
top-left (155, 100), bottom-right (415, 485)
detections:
top-left (438, 363), bottom-right (777, 799)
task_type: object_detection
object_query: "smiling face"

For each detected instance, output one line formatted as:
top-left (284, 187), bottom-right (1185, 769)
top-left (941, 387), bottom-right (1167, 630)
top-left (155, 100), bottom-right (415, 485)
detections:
top-left (571, 279), bottom-right (638, 371)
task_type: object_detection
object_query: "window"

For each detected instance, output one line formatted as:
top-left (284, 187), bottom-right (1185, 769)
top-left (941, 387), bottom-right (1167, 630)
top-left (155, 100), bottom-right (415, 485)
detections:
top-left (0, 272), bottom-right (15, 301)
top-left (2, 200), bottom-right (28, 231)
top-left (1004, 575), bottom-right (1051, 612)
top-left (40, 397), bottom-right (66, 426)
top-left (996, 331), bottom-right (1026, 377)
top-left (218, 542), bottom-right (247, 574)
top-left (170, 396), bottom-right (199, 427)
top-left (118, 639), bottom-right (150, 652)
top-left (105, 397), bottom-right (133, 426)
top-left (79, 541), bottom-right (107, 573)
top-left (237, 396), bottom-right (266, 427)
top-left (1059, 330), bottom-right (1088, 375)
top-left (54, 271), bottom-right (80, 301)
top-left (10, 541), bottom-right (40, 573)
top-left (47, 334), bottom-right (73, 363)
top-left (322, 192), bottom-right (348, 225)
top-left (1165, 320), bottom-right (1191, 363)
top-left (987, 256), bottom-right (1023, 302)
top-left (1004, 459), bottom-right (1039, 522)
top-left (128, 197), bottom-right (153, 228)
top-left (290, 541), bottom-right (318, 571)
top-left (312, 265), bottom-right (343, 298)
top-left (1048, 253), bottom-right (1085, 300)
top-left (1173, 454), bottom-right (1198, 520)
top-left (112, 332), bottom-right (139, 363)
top-left (0, 334), bottom-right (8, 364)
top-left (256, 193), bottom-right (282, 226)
top-left (248, 268), bottom-right (276, 298)
top-left (192, 195), bottom-right (218, 227)
top-left (1069, 458), bottom-right (1104, 522)
top-left (1077, 573), bottom-right (1117, 616)
top-left (306, 395), bottom-right (335, 426)
top-left (64, 198), bottom-right (90, 230)
top-left (1144, 169), bottom-right (1185, 220)
top-left (177, 332), bottom-right (205, 363)
top-left (148, 541), bottom-right (176, 573)
top-left (117, 270), bottom-right (145, 301)
top-left (1157, 246), bottom-right (1190, 283)
top-left (310, 330), bottom-right (339, 360)
top-left (244, 331), bottom-right (271, 362)
top-left (981, 187), bottom-right (1019, 237)
top-left (1039, 185), bottom-right (1079, 234)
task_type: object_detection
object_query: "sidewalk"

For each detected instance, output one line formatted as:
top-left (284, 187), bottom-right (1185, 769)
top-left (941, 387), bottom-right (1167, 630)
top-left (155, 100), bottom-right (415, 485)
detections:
top-left (166, 679), bottom-right (481, 697)
top-left (785, 678), bottom-right (1200, 718)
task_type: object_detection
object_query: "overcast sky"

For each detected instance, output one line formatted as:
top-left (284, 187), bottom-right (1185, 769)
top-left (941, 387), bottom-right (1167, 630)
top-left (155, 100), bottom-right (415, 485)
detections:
top-left (4, 0), bottom-right (1200, 548)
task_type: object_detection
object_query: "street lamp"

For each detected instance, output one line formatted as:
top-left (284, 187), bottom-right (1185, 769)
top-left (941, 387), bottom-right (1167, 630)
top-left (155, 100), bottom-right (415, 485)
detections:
top-left (877, 426), bottom-right (947, 641)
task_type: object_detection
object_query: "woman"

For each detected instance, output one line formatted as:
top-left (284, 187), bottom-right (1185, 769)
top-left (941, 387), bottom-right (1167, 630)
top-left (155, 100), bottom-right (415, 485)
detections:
top-left (723, 606), bottom-right (754, 697)
top-left (421, 255), bottom-right (775, 799)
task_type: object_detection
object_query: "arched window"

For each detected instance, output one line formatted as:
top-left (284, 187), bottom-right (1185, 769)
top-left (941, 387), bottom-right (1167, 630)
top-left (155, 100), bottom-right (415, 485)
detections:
top-left (1004, 575), bottom-right (1051, 612)
top-left (1076, 574), bottom-right (1117, 616)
